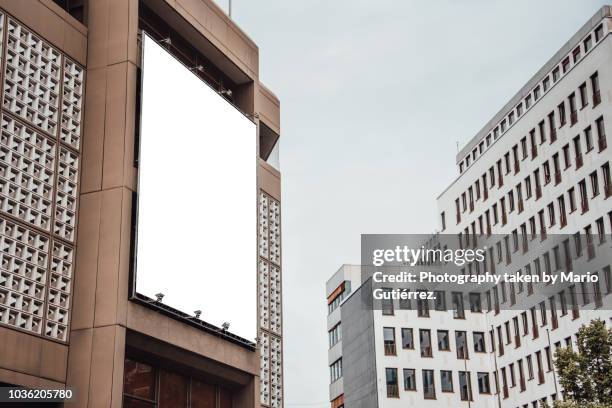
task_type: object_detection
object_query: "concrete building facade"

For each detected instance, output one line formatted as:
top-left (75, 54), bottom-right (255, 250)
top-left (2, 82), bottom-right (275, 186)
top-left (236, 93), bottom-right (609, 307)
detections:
top-left (0, 1), bottom-right (282, 407)
top-left (327, 6), bottom-right (612, 408)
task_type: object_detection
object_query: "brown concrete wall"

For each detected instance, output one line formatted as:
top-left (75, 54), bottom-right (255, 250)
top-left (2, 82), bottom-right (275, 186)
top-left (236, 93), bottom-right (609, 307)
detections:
top-left (258, 84), bottom-right (281, 136)
top-left (161, 0), bottom-right (259, 79)
top-left (0, 327), bottom-right (68, 385)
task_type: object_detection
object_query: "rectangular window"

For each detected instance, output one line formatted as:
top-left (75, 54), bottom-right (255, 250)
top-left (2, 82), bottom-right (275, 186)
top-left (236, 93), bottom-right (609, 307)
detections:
top-left (423, 370), bottom-right (436, 399)
top-left (452, 292), bottom-right (465, 319)
top-left (573, 46), bottom-right (581, 62)
top-left (434, 291), bottom-right (446, 311)
top-left (382, 288), bottom-right (394, 315)
top-left (438, 330), bottom-right (450, 351)
top-left (420, 329), bottom-right (433, 357)
top-left (562, 57), bottom-right (570, 73)
top-left (595, 24), bottom-right (604, 42)
top-left (596, 116), bottom-right (606, 151)
top-left (478, 372), bottom-right (491, 394)
top-left (469, 293), bottom-right (482, 313)
top-left (579, 82), bottom-right (588, 108)
top-left (456, 331), bottom-right (469, 359)
top-left (401, 328), bottom-right (414, 349)
top-left (473, 332), bottom-right (486, 353)
top-left (403, 368), bottom-right (416, 391)
top-left (330, 358), bottom-right (343, 382)
top-left (592, 72), bottom-right (601, 106)
top-left (584, 34), bottom-right (593, 51)
top-left (441, 370), bottom-right (453, 392)
top-left (459, 371), bottom-right (473, 401)
top-left (569, 93), bottom-right (577, 125)
top-left (384, 327), bottom-right (396, 355)
top-left (386, 368), bottom-right (398, 397)
top-left (329, 323), bottom-right (342, 348)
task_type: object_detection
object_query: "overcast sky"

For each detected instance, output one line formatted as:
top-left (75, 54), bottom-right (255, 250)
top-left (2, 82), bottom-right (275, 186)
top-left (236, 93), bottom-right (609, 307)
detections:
top-left (217, 1), bottom-right (610, 406)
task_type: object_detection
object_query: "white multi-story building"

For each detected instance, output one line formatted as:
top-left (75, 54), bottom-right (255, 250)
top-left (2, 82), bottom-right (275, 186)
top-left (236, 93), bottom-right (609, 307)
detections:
top-left (327, 6), bottom-right (612, 408)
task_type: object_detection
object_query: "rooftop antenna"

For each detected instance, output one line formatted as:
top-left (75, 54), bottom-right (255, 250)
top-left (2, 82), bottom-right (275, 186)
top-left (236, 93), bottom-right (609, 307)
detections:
top-left (456, 141), bottom-right (459, 152)
top-left (228, 0), bottom-right (232, 18)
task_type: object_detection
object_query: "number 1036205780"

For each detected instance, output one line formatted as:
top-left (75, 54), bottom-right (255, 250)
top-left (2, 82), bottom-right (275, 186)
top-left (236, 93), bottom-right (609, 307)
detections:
top-left (2, 387), bottom-right (74, 402)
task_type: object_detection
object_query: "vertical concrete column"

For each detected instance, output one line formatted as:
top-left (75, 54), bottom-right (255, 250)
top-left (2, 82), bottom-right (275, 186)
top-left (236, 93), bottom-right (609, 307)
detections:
top-left (66, 0), bottom-right (139, 406)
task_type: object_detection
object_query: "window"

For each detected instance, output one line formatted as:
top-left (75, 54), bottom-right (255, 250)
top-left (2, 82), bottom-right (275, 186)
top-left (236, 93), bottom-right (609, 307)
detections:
top-left (456, 331), bottom-right (468, 359)
top-left (562, 57), bottom-right (570, 73)
top-left (440, 212), bottom-right (446, 231)
top-left (596, 116), bottom-right (606, 151)
top-left (438, 330), bottom-right (450, 351)
top-left (478, 372), bottom-right (491, 394)
top-left (403, 369), bottom-right (416, 391)
top-left (420, 329), bottom-right (433, 357)
top-left (545, 347), bottom-right (553, 371)
top-left (434, 291), bottom-right (446, 311)
top-left (441, 370), bottom-right (453, 392)
top-left (386, 368), bottom-right (399, 397)
top-left (469, 293), bottom-right (482, 313)
top-left (382, 288), bottom-right (394, 315)
top-left (590, 171), bottom-right (600, 197)
top-left (473, 332), bottom-right (486, 353)
top-left (592, 72), bottom-right (601, 106)
top-left (534, 86), bottom-right (541, 100)
top-left (579, 82), bottom-right (588, 108)
top-left (568, 187), bottom-right (576, 212)
top-left (584, 34), bottom-right (593, 52)
top-left (423, 370), bottom-right (436, 399)
top-left (459, 371), bottom-right (473, 401)
top-left (569, 93), bottom-right (577, 125)
top-left (595, 24), bottom-right (604, 42)
top-left (543, 76), bottom-right (550, 92)
top-left (527, 355), bottom-right (534, 380)
top-left (452, 292), bottom-right (465, 319)
top-left (548, 112), bottom-right (557, 142)
top-left (539, 301), bottom-right (547, 326)
top-left (558, 102), bottom-right (566, 126)
top-left (402, 328), bottom-right (414, 349)
top-left (330, 358), bottom-right (343, 382)
top-left (329, 323), bottom-right (342, 348)
top-left (384, 327), bottom-right (396, 355)
top-left (525, 95), bottom-right (532, 109)
top-left (417, 292), bottom-right (430, 317)
top-left (579, 179), bottom-right (588, 213)
top-left (573, 46), bottom-right (581, 62)
top-left (553, 67), bottom-right (560, 82)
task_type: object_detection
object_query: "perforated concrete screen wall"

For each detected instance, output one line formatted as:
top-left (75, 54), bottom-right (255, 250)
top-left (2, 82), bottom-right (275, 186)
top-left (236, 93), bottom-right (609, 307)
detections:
top-left (135, 33), bottom-right (257, 341)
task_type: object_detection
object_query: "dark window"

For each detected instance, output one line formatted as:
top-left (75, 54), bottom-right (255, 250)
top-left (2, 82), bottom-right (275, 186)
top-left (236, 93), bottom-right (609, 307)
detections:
top-left (386, 368), bottom-right (399, 397)
top-left (459, 371), bottom-right (473, 401)
top-left (438, 330), bottom-right (450, 351)
top-left (420, 329), bottom-right (433, 357)
top-left (402, 328), bottom-right (414, 349)
top-left (473, 332), bottom-right (486, 353)
top-left (477, 372), bottom-right (491, 394)
top-left (456, 331), bottom-right (469, 359)
top-left (404, 368), bottom-right (416, 391)
top-left (423, 369), bottom-right (436, 399)
top-left (441, 370), bottom-right (453, 392)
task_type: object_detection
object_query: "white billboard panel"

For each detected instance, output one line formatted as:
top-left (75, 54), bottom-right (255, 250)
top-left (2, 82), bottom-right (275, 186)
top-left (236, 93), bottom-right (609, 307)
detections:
top-left (135, 33), bottom-right (257, 341)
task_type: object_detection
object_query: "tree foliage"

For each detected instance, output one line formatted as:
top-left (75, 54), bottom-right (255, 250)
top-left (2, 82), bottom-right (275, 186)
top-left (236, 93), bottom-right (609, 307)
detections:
top-left (554, 319), bottom-right (612, 405)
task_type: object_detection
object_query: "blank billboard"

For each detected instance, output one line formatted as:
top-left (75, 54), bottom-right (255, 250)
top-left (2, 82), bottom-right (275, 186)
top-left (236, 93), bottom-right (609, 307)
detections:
top-left (134, 33), bottom-right (257, 341)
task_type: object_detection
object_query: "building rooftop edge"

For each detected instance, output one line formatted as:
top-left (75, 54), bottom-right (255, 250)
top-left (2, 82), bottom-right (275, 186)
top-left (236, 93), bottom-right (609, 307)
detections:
top-left (456, 5), bottom-right (612, 163)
